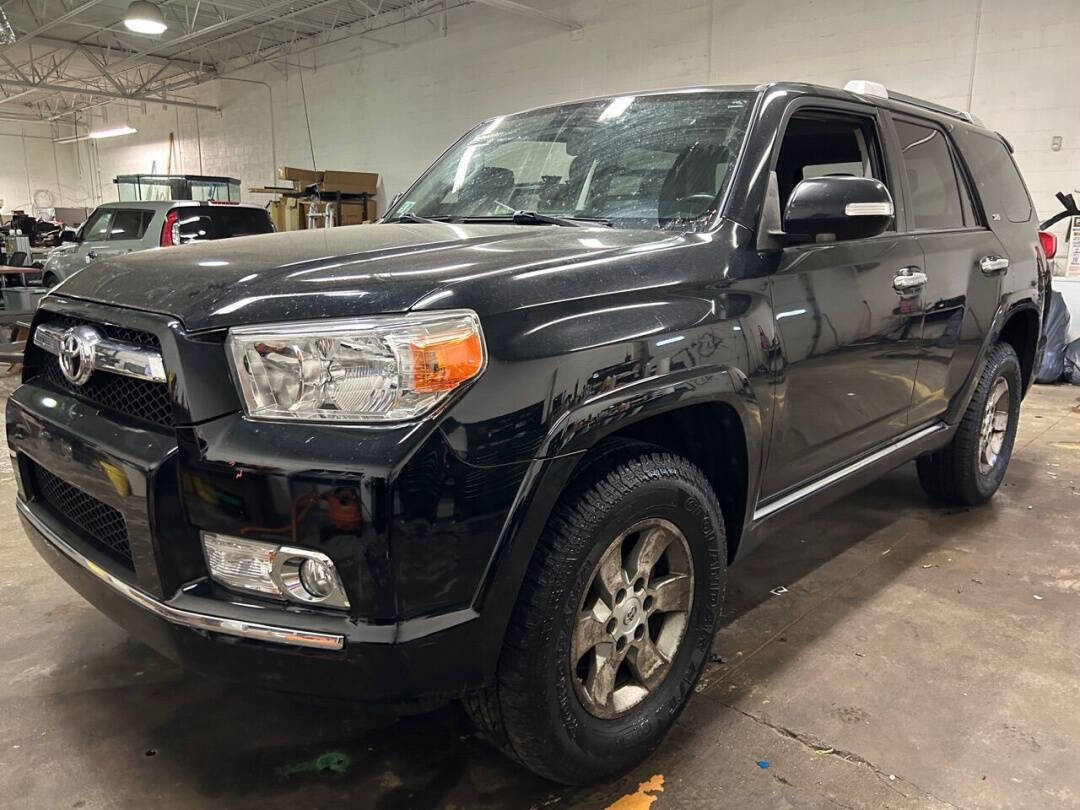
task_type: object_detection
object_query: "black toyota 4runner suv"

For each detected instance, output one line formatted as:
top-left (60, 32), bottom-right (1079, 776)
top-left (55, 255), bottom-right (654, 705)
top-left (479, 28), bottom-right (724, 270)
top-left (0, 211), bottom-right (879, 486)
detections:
top-left (8, 81), bottom-right (1048, 784)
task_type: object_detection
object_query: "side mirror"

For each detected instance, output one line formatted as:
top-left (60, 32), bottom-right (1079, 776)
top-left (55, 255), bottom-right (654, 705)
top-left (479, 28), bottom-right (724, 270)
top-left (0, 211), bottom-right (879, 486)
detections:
top-left (783, 176), bottom-right (894, 242)
top-left (59, 230), bottom-right (78, 244)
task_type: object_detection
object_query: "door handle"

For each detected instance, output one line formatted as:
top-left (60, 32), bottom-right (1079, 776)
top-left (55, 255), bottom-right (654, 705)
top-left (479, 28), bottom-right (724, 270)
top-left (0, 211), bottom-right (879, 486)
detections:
top-left (85, 249), bottom-right (99, 263)
top-left (979, 255), bottom-right (1009, 275)
top-left (893, 266), bottom-right (927, 292)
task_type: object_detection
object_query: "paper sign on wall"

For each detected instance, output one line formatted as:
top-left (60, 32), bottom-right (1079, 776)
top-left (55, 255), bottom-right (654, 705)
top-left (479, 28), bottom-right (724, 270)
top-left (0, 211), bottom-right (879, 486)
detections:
top-left (1067, 216), bottom-right (1080, 278)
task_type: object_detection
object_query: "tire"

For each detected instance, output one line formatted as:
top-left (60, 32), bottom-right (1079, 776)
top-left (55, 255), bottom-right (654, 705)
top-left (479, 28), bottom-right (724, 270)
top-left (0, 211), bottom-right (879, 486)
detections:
top-left (465, 444), bottom-right (726, 784)
top-left (916, 342), bottom-right (1022, 505)
top-left (42, 273), bottom-right (58, 288)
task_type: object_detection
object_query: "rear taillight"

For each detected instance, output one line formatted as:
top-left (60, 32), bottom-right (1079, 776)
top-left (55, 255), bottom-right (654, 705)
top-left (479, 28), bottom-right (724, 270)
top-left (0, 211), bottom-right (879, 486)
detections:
top-left (1039, 230), bottom-right (1057, 260)
top-left (161, 209), bottom-right (179, 246)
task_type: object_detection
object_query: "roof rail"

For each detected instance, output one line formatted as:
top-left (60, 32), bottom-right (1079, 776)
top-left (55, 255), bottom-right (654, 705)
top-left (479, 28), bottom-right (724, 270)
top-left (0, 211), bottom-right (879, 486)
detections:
top-left (842, 80), bottom-right (984, 127)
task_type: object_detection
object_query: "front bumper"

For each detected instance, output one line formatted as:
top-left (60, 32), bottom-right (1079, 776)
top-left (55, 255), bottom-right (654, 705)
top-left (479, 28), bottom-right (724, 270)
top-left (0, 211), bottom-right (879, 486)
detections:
top-left (16, 475), bottom-right (504, 705)
top-left (17, 498), bottom-right (345, 651)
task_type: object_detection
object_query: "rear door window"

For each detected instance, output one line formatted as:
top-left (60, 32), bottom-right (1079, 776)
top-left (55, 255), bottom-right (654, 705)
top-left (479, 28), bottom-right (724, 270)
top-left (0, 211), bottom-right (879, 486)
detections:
top-left (958, 131), bottom-right (1033, 224)
top-left (894, 119), bottom-right (969, 231)
top-left (108, 209), bottom-right (155, 241)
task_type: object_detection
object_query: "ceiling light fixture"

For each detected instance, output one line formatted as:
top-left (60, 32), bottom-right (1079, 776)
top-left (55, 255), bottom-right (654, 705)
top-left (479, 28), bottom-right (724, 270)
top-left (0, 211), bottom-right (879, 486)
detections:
top-left (124, 1), bottom-right (168, 35)
top-left (89, 125), bottom-right (138, 139)
top-left (54, 125), bottom-right (138, 145)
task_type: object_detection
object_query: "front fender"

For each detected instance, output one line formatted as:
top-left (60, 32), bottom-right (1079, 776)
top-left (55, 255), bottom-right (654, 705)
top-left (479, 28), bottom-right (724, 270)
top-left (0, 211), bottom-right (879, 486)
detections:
top-left (541, 363), bottom-right (760, 458)
top-left (464, 363), bottom-right (764, 680)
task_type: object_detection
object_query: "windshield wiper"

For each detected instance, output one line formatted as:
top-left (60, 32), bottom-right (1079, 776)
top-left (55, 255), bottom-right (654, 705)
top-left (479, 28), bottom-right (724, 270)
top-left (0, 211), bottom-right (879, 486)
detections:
top-left (460, 210), bottom-right (613, 228)
top-left (387, 212), bottom-right (453, 223)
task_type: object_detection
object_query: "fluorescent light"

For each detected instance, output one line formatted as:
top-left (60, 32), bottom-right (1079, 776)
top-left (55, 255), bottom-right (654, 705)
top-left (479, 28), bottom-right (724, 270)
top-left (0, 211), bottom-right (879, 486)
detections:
top-left (124, 1), bottom-right (167, 35)
top-left (452, 144), bottom-right (479, 193)
top-left (54, 125), bottom-right (137, 145)
top-left (89, 125), bottom-right (137, 139)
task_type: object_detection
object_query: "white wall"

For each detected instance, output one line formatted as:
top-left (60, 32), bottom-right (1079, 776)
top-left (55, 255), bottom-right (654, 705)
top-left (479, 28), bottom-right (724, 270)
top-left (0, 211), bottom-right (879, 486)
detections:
top-left (11, 0), bottom-right (1079, 235)
top-left (0, 119), bottom-right (96, 216)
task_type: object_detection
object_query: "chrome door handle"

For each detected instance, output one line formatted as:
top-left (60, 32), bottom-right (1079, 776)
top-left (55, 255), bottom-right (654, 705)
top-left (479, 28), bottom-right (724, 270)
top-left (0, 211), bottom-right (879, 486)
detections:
top-left (979, 255), bottom-right (1009, 275)
top-left (893, 266), bottom-right (927, 292)
top-left (85, 249), bottom-right (99, 263)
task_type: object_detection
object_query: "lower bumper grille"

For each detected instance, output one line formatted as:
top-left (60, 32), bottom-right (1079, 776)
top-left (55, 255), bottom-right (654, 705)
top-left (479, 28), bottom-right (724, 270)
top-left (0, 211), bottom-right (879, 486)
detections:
top-left (28, 462), bottom-right (133, 571)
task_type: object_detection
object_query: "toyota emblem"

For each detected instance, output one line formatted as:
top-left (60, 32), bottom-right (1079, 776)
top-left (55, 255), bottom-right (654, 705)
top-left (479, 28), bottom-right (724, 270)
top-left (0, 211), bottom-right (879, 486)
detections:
top-left (58, 325), bottom-right (102, 386)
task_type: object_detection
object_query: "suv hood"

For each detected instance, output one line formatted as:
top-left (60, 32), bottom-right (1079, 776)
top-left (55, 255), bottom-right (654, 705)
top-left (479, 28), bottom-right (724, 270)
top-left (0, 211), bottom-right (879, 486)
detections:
top-left (55, 222), bottom-right (701, 331)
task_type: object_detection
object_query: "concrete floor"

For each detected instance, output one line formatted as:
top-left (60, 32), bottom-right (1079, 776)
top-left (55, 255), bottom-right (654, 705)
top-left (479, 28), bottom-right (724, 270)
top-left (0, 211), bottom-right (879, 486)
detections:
top-left (2, 375), bottom-right (1080, 810)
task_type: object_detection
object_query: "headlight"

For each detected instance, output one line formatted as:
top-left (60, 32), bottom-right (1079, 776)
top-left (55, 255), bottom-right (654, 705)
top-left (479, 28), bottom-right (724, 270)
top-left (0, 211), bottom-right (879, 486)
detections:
top-left (226, 311), bottom-right (486, 422)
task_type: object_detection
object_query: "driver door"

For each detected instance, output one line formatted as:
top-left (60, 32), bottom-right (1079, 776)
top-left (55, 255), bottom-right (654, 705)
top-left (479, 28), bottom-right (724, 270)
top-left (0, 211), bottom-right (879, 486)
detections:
top-left (762, 103), bottom-right (925, 498)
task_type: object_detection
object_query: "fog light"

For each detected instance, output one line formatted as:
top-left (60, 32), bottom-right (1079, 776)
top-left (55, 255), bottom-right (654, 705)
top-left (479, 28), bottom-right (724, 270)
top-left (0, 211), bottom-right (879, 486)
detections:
top-left (299, 558), bottom-right (334, 598)
top-left (201, 532), bottom-right (350, 610)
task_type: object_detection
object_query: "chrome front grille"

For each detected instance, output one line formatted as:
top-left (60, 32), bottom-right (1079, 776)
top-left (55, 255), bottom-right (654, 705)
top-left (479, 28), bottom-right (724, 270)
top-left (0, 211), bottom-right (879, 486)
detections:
top-left (26, 313), bottom-right (174, 428)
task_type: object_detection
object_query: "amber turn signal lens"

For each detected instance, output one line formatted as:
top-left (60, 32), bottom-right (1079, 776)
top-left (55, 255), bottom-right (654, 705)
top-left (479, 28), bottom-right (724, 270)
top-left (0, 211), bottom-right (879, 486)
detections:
top-left (409, 330), bottom-right (484, 393)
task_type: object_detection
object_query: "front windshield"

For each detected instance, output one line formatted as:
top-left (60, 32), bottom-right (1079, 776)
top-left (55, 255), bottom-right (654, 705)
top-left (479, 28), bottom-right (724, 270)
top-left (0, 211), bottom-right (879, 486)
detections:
top-left (391, 91), bottom-right (755, 231)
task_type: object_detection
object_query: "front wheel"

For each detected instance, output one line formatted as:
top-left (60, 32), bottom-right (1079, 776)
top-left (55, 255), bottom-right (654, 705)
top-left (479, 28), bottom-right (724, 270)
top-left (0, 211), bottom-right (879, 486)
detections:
top-left (466, 445), bottom-right (726, 784)
top-left (917, 342), bottom-right (1022, 505)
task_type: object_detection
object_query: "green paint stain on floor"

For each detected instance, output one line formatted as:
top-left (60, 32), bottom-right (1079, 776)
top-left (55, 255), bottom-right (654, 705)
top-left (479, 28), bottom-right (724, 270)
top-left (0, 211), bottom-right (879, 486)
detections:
top-left (280, 751), bottom-right (352, 778)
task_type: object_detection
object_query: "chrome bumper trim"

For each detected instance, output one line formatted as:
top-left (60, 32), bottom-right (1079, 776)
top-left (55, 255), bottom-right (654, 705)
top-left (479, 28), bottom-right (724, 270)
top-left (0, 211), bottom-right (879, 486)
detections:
top-left (33, 322), bottom-right (167, 383)
top-left (17, 498), bottom-right (345, 651)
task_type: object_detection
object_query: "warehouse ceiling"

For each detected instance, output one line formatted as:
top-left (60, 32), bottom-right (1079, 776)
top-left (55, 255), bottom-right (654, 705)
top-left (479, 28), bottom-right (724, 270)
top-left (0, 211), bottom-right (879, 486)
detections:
top-left (0, 0), bottom-right (578, 124)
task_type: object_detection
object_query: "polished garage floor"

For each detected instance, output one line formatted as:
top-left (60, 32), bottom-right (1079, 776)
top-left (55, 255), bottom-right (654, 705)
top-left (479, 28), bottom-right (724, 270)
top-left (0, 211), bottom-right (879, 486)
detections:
top-left (2, 376), bottom-right (1079, 810)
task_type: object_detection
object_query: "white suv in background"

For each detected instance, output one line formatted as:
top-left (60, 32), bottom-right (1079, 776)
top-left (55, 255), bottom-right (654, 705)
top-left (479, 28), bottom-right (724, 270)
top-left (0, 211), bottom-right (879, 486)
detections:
top-left (42, 200), bottom-right (274, 288)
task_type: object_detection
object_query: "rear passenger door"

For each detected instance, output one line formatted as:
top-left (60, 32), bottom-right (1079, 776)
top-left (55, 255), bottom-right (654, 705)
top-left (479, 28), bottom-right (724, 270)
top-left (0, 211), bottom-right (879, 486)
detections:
top-left (889, 116), bottom-right (1005, 425)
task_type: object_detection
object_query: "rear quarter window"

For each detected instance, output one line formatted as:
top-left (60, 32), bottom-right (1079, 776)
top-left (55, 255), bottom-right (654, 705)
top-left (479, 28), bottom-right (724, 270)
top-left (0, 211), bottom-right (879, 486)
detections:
top-left (956, 130), bottom-right (1033, 224)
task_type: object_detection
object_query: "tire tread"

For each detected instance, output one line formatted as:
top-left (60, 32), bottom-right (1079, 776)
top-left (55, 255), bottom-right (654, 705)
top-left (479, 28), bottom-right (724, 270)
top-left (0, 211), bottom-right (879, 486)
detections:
top-left (917, 342), bottom-right (1020, 505)
top-left (466, 441), bottom-right (724, 783)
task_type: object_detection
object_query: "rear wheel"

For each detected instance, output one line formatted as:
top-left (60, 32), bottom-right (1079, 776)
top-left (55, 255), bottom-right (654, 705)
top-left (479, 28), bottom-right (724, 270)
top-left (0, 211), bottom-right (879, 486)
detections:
top-left (42, 272), bottom-right (59, 288)
top-left (917, 342), bottom-right (1021, 505)
top-left (465, 445), bottom-right (726, 784)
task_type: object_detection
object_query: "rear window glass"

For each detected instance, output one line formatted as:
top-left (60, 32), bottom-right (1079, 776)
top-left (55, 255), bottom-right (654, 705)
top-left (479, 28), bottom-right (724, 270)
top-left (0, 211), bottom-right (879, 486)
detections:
top-left (958, 131), bottom-right (1032, 224)
top-left (203, 206), bottom-right (274, 238)
top-left (109, 209), bottom-right (154, 241)
top-left (894, 119), bottom-right (966, 231)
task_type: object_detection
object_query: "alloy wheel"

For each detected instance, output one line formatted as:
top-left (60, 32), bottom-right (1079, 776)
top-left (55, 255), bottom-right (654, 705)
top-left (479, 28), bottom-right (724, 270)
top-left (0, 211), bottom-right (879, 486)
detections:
top-left (978, 376), bottom-right (1010, 476)
top-left (570, 518), bottom-right (694, 719)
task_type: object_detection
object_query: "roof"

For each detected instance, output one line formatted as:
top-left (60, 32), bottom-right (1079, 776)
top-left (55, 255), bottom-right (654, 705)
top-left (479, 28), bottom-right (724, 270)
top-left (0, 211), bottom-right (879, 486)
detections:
top-left (96, 200), bottom-right (263, 210)
top-left (497, 81), bottom-right (990, 135)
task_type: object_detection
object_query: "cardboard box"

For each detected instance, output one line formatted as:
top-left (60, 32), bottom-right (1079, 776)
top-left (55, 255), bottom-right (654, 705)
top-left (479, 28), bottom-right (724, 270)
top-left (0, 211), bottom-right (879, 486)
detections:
top-left (277, 168), bottom-right (379, 196)
top-left (338, 201), bottom-right (377, 225)
top-left (320, 170), bottom-right (378, 196)
top-left (269, 197), bottom-right (304, 231)
top-left (278, 166), bottom-right (322, 188)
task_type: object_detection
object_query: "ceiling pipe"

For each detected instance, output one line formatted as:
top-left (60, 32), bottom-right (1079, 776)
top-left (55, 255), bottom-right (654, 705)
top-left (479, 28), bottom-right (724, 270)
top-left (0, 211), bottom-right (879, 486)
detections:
top-left (213, 76), bottom-right (276, 186)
